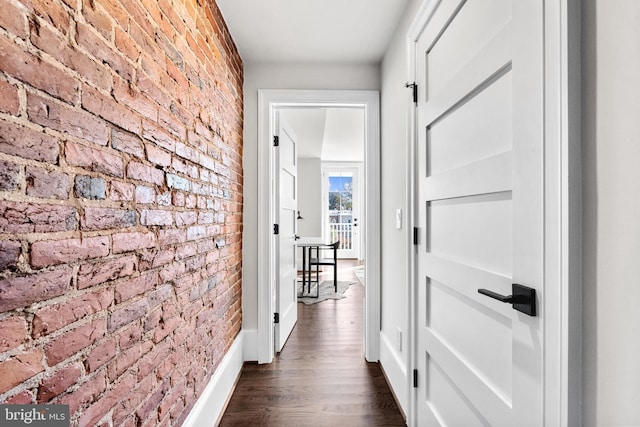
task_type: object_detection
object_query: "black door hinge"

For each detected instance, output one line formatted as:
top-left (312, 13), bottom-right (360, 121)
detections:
top-left (273, 135), bottom-right (279, 146)
top-left (413, 227), bottom-right (419, 245)
top-left (273, 224), bottom-right (279, 235)
top-left (274, 312), bottom-right (280, 324)
top-left (405, 82), bottom-right (418, 104)
top-left (413, 369), bottom-right (418, 388)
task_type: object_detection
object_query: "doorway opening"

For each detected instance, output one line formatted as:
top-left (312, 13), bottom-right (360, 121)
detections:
top-left (256, 90), bottom-right (380, 364)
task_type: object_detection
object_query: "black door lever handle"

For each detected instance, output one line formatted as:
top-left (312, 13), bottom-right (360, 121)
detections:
top-left (477, 283), bottom-right (537, 316)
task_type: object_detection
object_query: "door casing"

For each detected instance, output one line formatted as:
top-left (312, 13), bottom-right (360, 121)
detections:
top-left (406, 0), bottom-right (582, 425)
top-left (257, 90), bottom-right (381, 364)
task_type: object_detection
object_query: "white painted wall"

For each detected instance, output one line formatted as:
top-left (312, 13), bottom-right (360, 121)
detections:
top-left (582, 1), bottom-right (640, 426)
top-left (242, 63), bottom-right (380, 337)
top-left (296, 158), bottom-right (322, 237)
top-left (378, 0), bottom-right (422, 415)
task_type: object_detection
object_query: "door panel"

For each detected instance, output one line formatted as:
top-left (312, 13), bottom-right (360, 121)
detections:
top-left (276, 116), bottom-right (298, 352)
top-left (414, 0), bottom-right (544, 425)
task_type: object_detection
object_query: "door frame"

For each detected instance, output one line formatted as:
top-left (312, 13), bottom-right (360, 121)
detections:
top-left (321, 162), bottom-right (364, 260)
top-left (257, 90), bottom-right (381, 363)
top-left (406, 0), bottom-right (582, 425)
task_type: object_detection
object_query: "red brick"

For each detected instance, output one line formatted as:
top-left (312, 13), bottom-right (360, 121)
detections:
top-left (76, 22), bottom-right (133, 81)
top-left (0, 240), bottom-right (21, 270)
top-left (37, 362), bottom-right (83, 402)
top-left (137, 72), bottom-right (172, 109)
top-left (25, 166), bottom-right (71, 200)
top-left (112, 374), bottom-right (156, 425)
top-left (27, 92), bottom-right (110, 146)
top-left (140, 209), bottom-right (173, 226)
top-left (139, 248), bottom-right (175, 271)
top-left (0, 201), bottom-right (76, 234)
top-left (0, 121), bottom-right (59, 163)
top-left (78, 371), bottom-right (136, 426)
top-left (0, 0), bottom-right (28, 39)
top-left (112, 77), bottom-right (158, 123)
top-left (32, 289), bottom-right (113, 337)
top-left (136, 379), bottom-right (168, 423)
top-left (0, 349), bottom-right (45, 394)
top-left (6, 390), bottom-right (35, 404)
top-left (82, 0), bottom-right (113, 39)
top-left (81, 207), bottom-right (137, 231)
top-left (110, 181), bottom-right (135, 201)
top-left (0, 160), bottom-right (21, 192)
top-left (159, 108), bottom-right (187, 141)
top-left (135, 185), bottom-right (156, 204)
top-left (44, 319), bottom-right (106, 366)
top-left (117, 322), bottom-right (143, 350)
top-left (0, 316), bottom-right (28, 352)
top-left (112, 127), bottom-right (145, 158)
top-left (108, 298), bottom-right (149, 331)
top-left (126, 161), bottom-right (165, 185)
top-left (82, 85), bottom-right (141, 135)
top-left (0, 79), bottom-right (20, 115)
top-left (142, 119), bottom-right (176, 152)
top-left (145, 143), bottom-right (172, 167)
top-left (115, 27), bottom-right (141, 62)
top-left (65, 141), bottom-right (124, 177)
top-left (30, 18), bottom-right (113, 91)
top-left (56, 370), bottom-right (107, 414)
top-left (0, 268), bottom-right (73, 313)
top-left (137, 339), bottom-right (170, 380)
top-left (0, 34), bottom-right (78, 103)
top-left (159, 261), bottom-right (186, 283)
top-left (23, 0), bottom-right (70, 35)
top-left (158, 229), bottom-right (186, 246)
top-left (30, 236), bottom-right (109, 268)
top-left (85, 337), bottom-right (117, 372)
top-left (115, 272), bottom-right (159, 303)
top-left (112, 231), bottom-right (156, 253)
top-left (153, 315), bottom-right (179, 344)
top-left (77, 255), bottom-right (136, 289)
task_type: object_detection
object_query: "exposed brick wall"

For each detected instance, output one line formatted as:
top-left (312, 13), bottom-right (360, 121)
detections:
top-left (0, 0), bottom-right (243, 424)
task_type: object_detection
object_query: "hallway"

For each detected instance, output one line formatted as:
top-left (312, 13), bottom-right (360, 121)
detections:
top-left (218, 262), bottom-right (406, 426)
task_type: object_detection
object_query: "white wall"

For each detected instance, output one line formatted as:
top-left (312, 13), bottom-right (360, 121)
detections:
top-left (378, 0), bottom-right (422, 415)
top-left (582, 1), bottom-right (640, 426)
top-left (296, 158), bottom-right (322, 237)
top-left (242, 63), bottom-right (380, 335)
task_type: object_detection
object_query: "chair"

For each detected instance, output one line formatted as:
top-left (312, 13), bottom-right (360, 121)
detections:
top-left (309, 241), bottom-right (340, 292)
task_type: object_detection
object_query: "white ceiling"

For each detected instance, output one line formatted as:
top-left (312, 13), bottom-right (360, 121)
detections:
top-left (280, 108), bottom-right (365, 161)
top-left (215, 0), bottom-right (410, 64)
top-left (216, 0), bottom-right (407, 162)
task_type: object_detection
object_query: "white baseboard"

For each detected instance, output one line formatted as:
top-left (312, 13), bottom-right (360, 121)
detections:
top-left (379, 331), bottom-right (408, 416)
top-left (242, 328), bottom-right (258, 361)
top-left (182, 330), bottom-right (244, 427)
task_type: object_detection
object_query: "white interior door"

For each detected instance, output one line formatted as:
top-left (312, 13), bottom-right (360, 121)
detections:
top-left (323, 166), bottom-right (360, 259)
top-left (275, 115), bottom-right (298, 352)
top-left (413, 0), bottom-right (544, 425)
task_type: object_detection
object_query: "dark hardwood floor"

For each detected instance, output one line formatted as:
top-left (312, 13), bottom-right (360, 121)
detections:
top-left (218, 261), bottom-right (406, 427)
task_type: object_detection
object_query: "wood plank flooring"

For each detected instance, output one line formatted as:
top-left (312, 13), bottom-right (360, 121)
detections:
top-left (218, 261), bottom-right (406, 427)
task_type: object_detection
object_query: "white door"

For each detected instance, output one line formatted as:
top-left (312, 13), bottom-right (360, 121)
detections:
top-left (324, 167), bottom-right (360, 259)
top-left (413, 0), bottom-right (543, 425)
top-left (275, 115), bottom-right (298, 352)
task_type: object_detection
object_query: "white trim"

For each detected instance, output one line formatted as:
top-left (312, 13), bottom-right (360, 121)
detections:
top-left (242, 328), bottom-right (258, 361)
top-left (379, 331), bottom-right (409, 415)
top-left (405, 0), bottom-right (582, 426)
top-left (182, 330), bottom-right (244, 427)
top-left (258, 90), bottom-right (381, 363)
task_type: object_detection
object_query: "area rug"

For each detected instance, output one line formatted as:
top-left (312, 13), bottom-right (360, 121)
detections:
top-left (353, 266), bottom-right (365, 287)
top-left (297, 280), bottom-right (355, 305)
